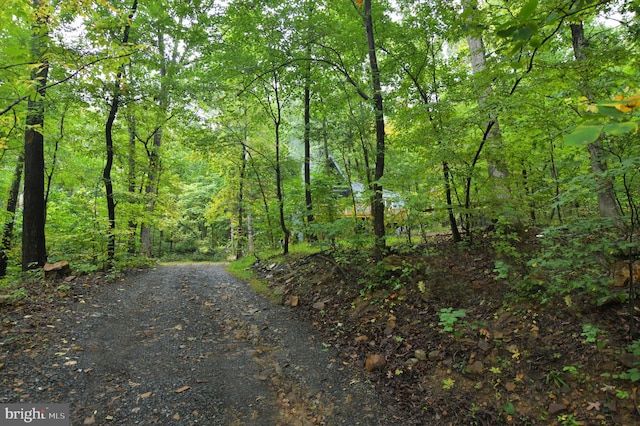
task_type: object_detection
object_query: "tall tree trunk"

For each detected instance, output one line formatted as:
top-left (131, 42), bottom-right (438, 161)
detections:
top-left (104, 0), bottom-right (138, 267)
top-left (463, 1), bottom-right (509, 233)
top-left (127, 111), bottom-right (138, 254)
top-left (275, 111), bottom-right (290, 255)
top-left (0, 156), bottom-right (24, 276)
top-left (570, 22), bottom-right (621, 223)
top-left (362, 0), bottom-right (386, 258)
top-left (303, 58), bottom-right (315, 238)
top-left (236, 141), bottom-right (247, 259)
top-left (22, 0), bottom-right (49, 271)
top-left (443, 162), bottom-right (462, 242)
top-left (141, 31), bottom-right (168, 256)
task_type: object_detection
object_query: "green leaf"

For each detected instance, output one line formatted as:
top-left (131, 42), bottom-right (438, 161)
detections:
top-left (603, 121), bottom-right (638, 136)
top-left (513, 25), bottom-right (534, 41)
top-left (597, 105), bottom-right (628, 119)
top-left (496, 26), bottom-right (517, 39)
top-left (518, 0), bottom-right (538, 20)
top-left (564, 124), bottom-right (603, 146)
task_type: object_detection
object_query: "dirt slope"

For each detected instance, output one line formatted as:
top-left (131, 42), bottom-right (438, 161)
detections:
top-left (0, 264), bottom-right (403, 425)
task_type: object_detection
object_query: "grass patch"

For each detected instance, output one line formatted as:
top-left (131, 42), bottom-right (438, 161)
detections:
top-left (226, 255), bottom-right (280, 302)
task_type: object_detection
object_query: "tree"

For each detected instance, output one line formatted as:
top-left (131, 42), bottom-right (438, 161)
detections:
top-left (104, 0), bottom-right (138, 267)
top-left (22, 0), bottom-right (50, 271)
top-left (570, 21), bottom-right (621, 224)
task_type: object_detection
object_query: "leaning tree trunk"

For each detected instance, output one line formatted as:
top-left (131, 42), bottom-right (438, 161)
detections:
top-left (22, 0), bottom-right (50, 271)
top-left (0, 156), bottom-right (24, 276)
top-left (571, 22), bottom-right (621, 223)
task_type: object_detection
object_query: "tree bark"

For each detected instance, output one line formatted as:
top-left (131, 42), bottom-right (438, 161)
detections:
top-left (303, 58), bottom-right (315, 237)
top-left (463, 0), bottom-right (509, 232)
top-left (22, 0), bottom-right (49, 271)
top-left (236, 141), bottom-right (247, 259)
top-left (141, 31), bottom-right (168, 256)
top-left (570, 22), bottom-right (621, 223)
top-left (127, 110), bottom-right (138, 254)
top-left (362, 0), bottom-right (386, 258)
top-left (0, 155), bottom-right (24, 276)
top-left (104, 0), bottom-right (138, 267)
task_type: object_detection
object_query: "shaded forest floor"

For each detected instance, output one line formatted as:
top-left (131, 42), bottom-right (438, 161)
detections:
top-left (251, 234), bottom-right (640, 425)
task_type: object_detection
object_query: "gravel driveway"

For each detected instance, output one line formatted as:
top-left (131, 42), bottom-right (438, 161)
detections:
top-left (1, 264), bottom-right (398, 425)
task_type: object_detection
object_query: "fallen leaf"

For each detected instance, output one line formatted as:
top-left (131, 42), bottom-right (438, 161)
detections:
top-left (172, 413), bottom-right (180, 420)
top-left (175, 385), bottom-right (190, 393)
top-left (587, 401), bottom-right (601, 411)
top-left (83, 416), bottom-right (95, 425)
top-left (63, 360), bottom-right (77, 366)
top-left (140, 391), bottom-right (152, 399)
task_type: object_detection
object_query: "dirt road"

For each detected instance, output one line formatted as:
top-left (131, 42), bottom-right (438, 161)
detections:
top-left (1, 264), bottom-right (398, 425)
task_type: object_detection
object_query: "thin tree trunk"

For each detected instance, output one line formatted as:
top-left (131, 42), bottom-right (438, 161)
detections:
top-left (0, 156), bottom-right (24, 276)
top-left (127, 111), bottom-right (137, 253)
top-left (22, 0), bottom-right (49, 271)
top-left (237, 142), bottom-right (247, 259)
top-left (141, 31), bottom-right (167, 256)
top-left (104, 0), bottom-right (138, 267)
top-left (362, 0), bottom-right (386, 258)
top-left (275, 116), bottom-right (290, 254)
top-left (303, 58), bottom-right (315, 238)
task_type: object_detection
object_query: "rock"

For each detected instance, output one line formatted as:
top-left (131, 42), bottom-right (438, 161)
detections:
top-left (312, 301), bottom-right (326, 310)
top-left (464, 360), bottom-right (484, 376)
top-left (384, 315), bottom-right (396, 335)
top-left (548, 403), bottom-right (567, 415)
top-left (288, 295), bottom-right (299, 307)
top-left (365, 354), bottom-right (386, 372)
top-left (428, 350), bottom-right (441, 361)
top-left (414, 349), bottom-right (427, 361)
top-left (44, 261), bottom-right (71, 280)
top-left (354, 335), bottom-right (369, 344)
top-left (477, 340), bottom-right (491, 352)
top-left (504, 382), bottom-right (516, 392)
top-left (619, 352), bottom-right (640, 369)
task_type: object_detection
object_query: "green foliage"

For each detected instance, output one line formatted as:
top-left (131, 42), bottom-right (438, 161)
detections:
top-left (580, 324), bottom-right (601, 344)
top-left (438, 307), bottom-right (467, 333)
top-left (525, 219), bottom-right (619, 299)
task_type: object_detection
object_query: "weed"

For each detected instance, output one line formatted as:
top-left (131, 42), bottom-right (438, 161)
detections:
top-left (615, 389), bottom-right (630, 399)
top-left (602, 368), bottom-right (640, 382)
top-left (581, 323), bottom-right (601, 344)
top-left (546, 369), bottom-right (568, 388)
top-left (438, 307), bottom-right (467, 333)
top-left (557, 414), bottom-right (580, 426)
top-left (442, 378), bottom-right (455, 389)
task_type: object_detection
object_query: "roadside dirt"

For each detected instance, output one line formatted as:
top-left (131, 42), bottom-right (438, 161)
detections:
top-left (251, 240), bottom-right (640, 425)
top-left (0, 264), bottom-right (402, 425)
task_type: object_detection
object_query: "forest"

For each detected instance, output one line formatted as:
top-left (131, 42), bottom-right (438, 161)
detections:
top-left (0, 0), bottom-right (637, 271)
top-left (1, 0), bottom-right (640, 423)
